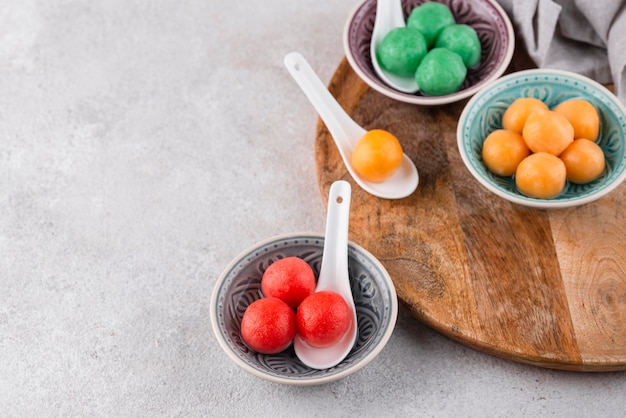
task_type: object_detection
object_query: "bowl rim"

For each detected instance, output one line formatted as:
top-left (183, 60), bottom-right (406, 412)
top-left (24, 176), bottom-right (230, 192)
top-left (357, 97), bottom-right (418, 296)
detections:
top-left (457, 68), bottom-right (626, 209)
top-left (209, 232), bottom-right (399, 386)
top-left (342, 0), bottom-right (516, 106)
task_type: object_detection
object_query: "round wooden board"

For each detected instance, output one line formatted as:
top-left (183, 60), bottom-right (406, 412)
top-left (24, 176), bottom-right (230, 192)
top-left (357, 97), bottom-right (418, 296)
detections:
top-left (314, 51), bottom-right (626, 371)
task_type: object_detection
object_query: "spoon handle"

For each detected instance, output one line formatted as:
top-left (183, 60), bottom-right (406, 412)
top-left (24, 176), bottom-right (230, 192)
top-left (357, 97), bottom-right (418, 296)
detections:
top-left (373, 0), bottom-right (406, 45)
top-left (317, 180), bottom-right (352, 304)
top-left (284, 52), bottom-right (365, 151)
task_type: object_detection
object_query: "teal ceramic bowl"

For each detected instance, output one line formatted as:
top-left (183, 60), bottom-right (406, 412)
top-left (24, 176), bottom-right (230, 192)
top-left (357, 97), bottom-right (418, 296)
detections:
top-left (457, 69), bottom-right (626, 209)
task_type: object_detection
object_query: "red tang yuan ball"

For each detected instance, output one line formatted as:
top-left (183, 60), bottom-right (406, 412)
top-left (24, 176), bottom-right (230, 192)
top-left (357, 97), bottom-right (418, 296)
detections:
top-left (296, 290), bottom-right (352, 348)
top-left (261, 256), bottom-right (316, 309)
top-left (240, 297), bottom-right (296, 354)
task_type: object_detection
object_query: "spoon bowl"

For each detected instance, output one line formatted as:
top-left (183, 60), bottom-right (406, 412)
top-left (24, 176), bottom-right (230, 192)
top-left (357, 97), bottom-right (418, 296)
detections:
top-left (370, 0), bottom-right (419, 93)
top-left (284, 52), bottom-right (418, 199)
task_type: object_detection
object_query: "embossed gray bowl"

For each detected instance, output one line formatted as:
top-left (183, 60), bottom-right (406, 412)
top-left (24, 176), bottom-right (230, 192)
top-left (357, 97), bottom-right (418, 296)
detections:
top-left (343, 0), bottom-right (514, 105)
top-left (457, 69), bottom-right (626, 209)
top-left (210, 233), bottom-right (398, 385)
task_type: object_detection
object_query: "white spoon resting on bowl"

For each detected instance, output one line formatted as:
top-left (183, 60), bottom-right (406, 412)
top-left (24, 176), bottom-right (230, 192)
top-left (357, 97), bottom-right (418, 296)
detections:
top-left (370, 0), bottom-right (420, 93)
top-left (293, 180), bottom-right (357, 369)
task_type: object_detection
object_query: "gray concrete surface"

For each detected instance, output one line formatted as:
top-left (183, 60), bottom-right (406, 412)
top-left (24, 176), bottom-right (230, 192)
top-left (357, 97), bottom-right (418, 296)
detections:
top-left (1, 0), bottom-right (624, 416)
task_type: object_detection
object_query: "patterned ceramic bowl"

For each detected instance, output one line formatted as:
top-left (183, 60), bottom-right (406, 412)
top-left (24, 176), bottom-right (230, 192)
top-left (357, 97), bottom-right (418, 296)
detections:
top-left (457, 69), bottom-right (626, 209)
top-left (210, 233), bottom-right (398, 385)
top-left (343, 0), bottom-right (514, 105)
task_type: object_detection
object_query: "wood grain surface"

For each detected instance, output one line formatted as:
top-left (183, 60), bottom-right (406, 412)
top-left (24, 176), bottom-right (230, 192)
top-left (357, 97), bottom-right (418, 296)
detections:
top-left (313, 49), bottom-right (626, 371)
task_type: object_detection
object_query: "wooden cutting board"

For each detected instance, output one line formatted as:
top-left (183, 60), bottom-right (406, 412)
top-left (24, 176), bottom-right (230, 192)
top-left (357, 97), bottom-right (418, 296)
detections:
top-left (313, 49), bottom-right (626, 371)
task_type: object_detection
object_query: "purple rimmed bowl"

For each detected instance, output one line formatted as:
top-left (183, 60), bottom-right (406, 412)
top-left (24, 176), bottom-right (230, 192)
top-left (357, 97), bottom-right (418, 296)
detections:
top-left (343, 0), bottom-right (515, 105)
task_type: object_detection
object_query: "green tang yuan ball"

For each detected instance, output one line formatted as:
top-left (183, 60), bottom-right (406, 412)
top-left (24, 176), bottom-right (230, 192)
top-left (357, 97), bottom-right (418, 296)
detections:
top-left (435, 24), bottom-right (482, 68)
top-left (377, 27), bottom-right (428, 77)
top-left (415, 48), bottom-right (467, 96)
top-left (407, 2), bottom-right (455, 48)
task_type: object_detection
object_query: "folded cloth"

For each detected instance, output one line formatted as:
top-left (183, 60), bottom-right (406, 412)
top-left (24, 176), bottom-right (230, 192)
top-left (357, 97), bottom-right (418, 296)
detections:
top-left (496, 0), bottom-right (626, 106)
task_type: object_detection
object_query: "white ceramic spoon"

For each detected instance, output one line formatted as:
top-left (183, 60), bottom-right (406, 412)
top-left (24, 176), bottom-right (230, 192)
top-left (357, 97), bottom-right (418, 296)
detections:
top-left (370, 0), bottom-right (420, 93)
top-left (284, 52), bottom-right (418, 200)
top-left (294, 180), bottom-right (357, 369)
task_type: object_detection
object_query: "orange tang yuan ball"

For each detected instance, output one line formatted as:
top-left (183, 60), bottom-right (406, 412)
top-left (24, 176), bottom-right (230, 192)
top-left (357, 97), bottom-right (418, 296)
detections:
top-left (515, 152), bottom-right (567, 199)
top-left (296, 290), bottom-right (352, 348)
top-left (502, 97), bottom-right (549, 134)
top-left (522, 110), bottom-right (574, 155)
top-left (559, 138), bottom-right (606, 184)
top-left (481, 129), bottom-right (531, 176)
top-left (553, 99), bottom-right (600, 142)
top-left (351, 129), bottom-right (403, 183)
top-left (241, 297), bottom-right (296, 354)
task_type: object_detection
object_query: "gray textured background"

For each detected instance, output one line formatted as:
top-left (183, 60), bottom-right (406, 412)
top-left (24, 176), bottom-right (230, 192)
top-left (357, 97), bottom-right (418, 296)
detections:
top-left (1, 0), bottom-right (624, 416)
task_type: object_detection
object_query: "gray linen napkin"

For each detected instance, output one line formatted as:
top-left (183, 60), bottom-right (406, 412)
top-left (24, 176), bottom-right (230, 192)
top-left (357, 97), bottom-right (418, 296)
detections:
top-left (496, 0), bottom-right (626, 106)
